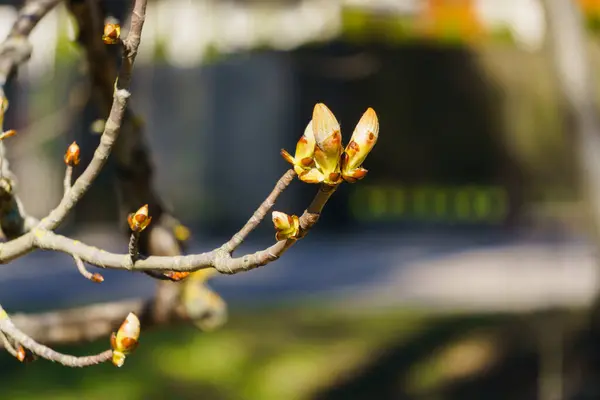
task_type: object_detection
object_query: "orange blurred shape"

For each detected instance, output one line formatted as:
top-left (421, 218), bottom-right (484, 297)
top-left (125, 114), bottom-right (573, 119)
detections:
top-left (417, 0), bottom-right (484, 42)
top-left (578, 0), bottom-right (600, 14)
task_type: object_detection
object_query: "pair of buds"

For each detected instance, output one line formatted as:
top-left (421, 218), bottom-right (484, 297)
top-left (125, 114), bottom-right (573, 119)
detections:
top-left (281, 103), bottom-right (379, 185)
top-left (110, 312), bottom-right (140, 367)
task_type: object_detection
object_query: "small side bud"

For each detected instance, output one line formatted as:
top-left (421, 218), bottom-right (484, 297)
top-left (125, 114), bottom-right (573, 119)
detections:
top-left (16, 346), bottom-right (26, 362)
top-left (16, 346), bottom-right (36, 363)
top-left (341, 107), bottom-right (379, 183)
top-left (164, 271), bottom-right (190, 281)
top-left (281, 120), bottom-right (317, 175)
top-left (127, 204), bottom-right (152, 232)
top-left (110, 312), bottom-right (140, 367)
top-left (0, 129), bottom-right (16, 141)
top-left (64, 142), bottom-right (80, 166)
top-left (272, 211), bottom-right (300, 241)
top-left (102, 23), bottom-right (121, 44)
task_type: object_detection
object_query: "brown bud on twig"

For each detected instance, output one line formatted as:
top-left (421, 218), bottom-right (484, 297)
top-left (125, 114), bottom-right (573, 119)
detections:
top-left (110, 312), bottom-right (140, 367)
top-left (15, 345), bottom-right (36, 363)
top-left (0, 129), bottom-right (16, 141)
top-left (64, 142), bottom-right (80, 166)
top-left (127, 204), bottom-right (152, 233)
top-left (16, 345), bottom-right (26, 362)
top-left (164, 271), bottom-right (190, 281)
top-left (102, 23), bottom-right (121, 45)
top-left (73, 255), bottom-right (104, 283)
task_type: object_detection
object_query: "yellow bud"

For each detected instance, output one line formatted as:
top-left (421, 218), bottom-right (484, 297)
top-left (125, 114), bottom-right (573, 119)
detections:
top-left (342, 107), bottom-right (379, 172)
top-left (102, 23), bottom-right (121, 44)
top-left (294, 120), bottom-right (316, 163)
top-left (64, 142), bottom-right (80, 166)
top-left (16, 346), bottom-right (26, 362)
top-left (0, 129), bottom-right (16, 141)
top-left (312, 103), bottom-right (343, 185)
top-left (128, 204), bottom-right (152, 232)
top-left (281, 120), bottom-right (316, 175)
top-left (272, 211), bottom-right (300, 240)
top-left (110, 312), bottom-right (140, 367)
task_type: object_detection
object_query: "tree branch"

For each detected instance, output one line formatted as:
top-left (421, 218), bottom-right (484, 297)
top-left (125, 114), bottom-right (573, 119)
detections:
top-left (1, 282), bottom-right (225, 347)
top-left (0, 168), bottom-right (334, 277)
top-left (0, 0), bottom-right (370, 370)
top-left (37, 0), bottom-right (148, 231)
top-left (0, 305), bottom-right (112, 367)
top-left (0, 0), bottom-right (61, 239)
top-left (223, 169), bottom-right (296, 253)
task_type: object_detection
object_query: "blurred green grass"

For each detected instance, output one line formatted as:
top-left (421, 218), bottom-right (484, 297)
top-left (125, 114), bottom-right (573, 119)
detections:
top-left (0, 305), bottom-right (577, 400)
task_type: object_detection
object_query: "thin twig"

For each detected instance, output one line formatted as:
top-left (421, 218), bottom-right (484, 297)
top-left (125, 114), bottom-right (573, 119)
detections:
top-left (128, 231), bottom-right (140, 262)
top-left (63, 166), bottom-right (73, 194)
top-left (0, 0), bottom-right (60, 239)
top-left (215, 182), bottom-right (339, 273)
top-left (4, 180), bottom-right (332, 274)
top-left (223, 169), bottom-right (296, 253)
top-left (0, 305), bottom-right (111, 367)
top-left (0, 330), bottom-right (18, 358)
top-left (1, 289), bottom-right (224, 347)
top-left (1, 322), bottom-right (112, 367)
top-left (73, 254), bottom-right (103, 283)
top-left (0, 169), bottom-right (337, 275)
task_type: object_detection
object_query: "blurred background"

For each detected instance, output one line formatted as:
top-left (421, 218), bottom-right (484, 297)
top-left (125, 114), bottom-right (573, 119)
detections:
top-left (3, 0), bottom-right (600, 398)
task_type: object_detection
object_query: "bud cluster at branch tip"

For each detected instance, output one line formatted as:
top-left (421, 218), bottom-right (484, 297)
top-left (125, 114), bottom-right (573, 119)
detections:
top-left (128, 204), bottom-right (151, 232)
top-left (281, 103), bottom-right (379, 185)
top-left (64, 142), bottom-right (80, 166)
top-left (272, 211), bottom-right (300, 241)
top-left (102, 23), bottom-right (121, 45)
top-left (110, 312), bottom-right (140, 367)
